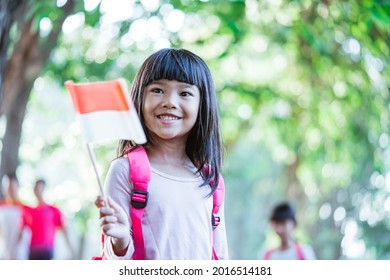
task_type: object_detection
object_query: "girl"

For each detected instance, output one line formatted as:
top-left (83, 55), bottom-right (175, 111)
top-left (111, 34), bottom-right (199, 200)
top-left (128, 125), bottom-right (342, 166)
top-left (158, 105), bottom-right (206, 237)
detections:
top-left (95, 48), bottom-right (229, 260)
top-left (262, 202), bottom-right (316, 260)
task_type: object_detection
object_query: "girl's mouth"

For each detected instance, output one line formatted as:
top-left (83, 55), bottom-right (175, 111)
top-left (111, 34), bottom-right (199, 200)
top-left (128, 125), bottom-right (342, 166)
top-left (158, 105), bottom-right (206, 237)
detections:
top-left (157, 114), bottom-right (181, 120)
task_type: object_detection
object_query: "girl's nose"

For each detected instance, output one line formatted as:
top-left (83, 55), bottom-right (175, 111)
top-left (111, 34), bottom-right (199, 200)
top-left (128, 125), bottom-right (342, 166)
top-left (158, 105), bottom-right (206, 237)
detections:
top-left (161, 92), bottom-right (177, 108)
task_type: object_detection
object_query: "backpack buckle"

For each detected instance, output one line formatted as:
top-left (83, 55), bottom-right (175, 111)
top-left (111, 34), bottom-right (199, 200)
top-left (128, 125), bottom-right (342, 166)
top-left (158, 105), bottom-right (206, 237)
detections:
top-left (212, 214), bottom-right (220, 230)
top-left (131, 190), bottom-right (149, 209)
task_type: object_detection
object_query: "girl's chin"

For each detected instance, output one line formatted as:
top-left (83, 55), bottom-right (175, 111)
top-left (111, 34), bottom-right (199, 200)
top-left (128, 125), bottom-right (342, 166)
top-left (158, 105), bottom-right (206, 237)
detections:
top-left (153, 132), bottom-right (179, 140)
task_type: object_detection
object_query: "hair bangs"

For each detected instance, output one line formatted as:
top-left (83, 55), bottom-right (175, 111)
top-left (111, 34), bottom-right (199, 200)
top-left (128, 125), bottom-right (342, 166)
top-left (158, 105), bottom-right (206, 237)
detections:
top-left (144, 49), bottom-right (205, 88)
top-left (270, 203), bottom-right (297, 223)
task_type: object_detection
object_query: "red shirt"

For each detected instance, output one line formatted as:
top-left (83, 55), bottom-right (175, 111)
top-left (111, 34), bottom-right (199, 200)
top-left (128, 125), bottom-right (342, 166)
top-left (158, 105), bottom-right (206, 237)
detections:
top-left (23, 203), bottom-right (64, 250)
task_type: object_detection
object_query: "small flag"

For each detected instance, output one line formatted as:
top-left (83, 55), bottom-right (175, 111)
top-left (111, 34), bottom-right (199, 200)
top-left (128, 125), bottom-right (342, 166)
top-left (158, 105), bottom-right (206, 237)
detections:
top-left (65, 78), bottom-right (146, 144)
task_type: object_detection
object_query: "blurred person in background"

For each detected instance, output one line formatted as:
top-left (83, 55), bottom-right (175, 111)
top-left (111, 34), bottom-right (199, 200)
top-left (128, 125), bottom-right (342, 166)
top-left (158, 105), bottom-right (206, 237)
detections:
top-left (261, 201), bottom-right (316, 260)
top-left (20, 178), bottom-right (76, 260)
top-left (0, 173), bottom-right (31, 259)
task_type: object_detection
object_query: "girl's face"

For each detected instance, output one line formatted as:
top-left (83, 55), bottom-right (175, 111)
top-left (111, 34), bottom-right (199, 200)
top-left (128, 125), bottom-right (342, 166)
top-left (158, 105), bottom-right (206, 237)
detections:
top-left (142, 79), bottom-right (200, 142)
top-left (271, 219), bottom-right (295, 242)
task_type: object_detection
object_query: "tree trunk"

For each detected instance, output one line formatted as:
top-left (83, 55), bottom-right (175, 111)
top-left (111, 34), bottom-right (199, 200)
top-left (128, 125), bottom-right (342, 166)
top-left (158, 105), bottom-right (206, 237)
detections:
top-left (0, 0), bottom-right (75, 198)
top-left (285, 156), bottom-right (304, 201)
top-left (0, 0), bottom-right (23, 108)
top-left (0, 4), bottom-right (38, 188)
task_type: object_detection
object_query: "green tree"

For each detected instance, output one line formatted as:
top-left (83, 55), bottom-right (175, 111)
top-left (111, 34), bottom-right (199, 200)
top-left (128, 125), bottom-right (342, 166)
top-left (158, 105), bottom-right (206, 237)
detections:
top-left (2, 0), bottom-right (389, 259)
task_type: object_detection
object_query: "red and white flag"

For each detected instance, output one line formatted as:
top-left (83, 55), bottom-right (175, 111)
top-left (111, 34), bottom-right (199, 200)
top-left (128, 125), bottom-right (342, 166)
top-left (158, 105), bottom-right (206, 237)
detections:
top-left (65, 78), bottom-right (146, 144)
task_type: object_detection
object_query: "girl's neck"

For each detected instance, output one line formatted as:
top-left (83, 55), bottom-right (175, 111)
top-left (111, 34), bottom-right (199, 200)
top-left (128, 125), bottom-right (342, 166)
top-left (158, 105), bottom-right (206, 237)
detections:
top-left (147, 139), bottom-right (188, 165)
top-left (280, 238), bottom-right (295, 250)
top-left (146, 140), bottom-right (198, 178)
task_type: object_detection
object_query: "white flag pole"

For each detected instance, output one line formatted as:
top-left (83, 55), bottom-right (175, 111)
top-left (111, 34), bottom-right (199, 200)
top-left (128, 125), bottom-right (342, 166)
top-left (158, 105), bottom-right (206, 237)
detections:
top-left (86, 143), bottom-right (106, 202)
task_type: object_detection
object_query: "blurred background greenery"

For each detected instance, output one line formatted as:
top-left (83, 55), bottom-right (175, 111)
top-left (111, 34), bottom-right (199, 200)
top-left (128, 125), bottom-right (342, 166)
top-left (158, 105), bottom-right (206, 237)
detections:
top-left (0, 0), bottom-right (389, 259)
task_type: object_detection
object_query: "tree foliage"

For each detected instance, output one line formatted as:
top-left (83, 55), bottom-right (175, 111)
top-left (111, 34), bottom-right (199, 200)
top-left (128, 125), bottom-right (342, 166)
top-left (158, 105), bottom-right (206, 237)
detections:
top-left (1, 0), bottom-right (389, 259)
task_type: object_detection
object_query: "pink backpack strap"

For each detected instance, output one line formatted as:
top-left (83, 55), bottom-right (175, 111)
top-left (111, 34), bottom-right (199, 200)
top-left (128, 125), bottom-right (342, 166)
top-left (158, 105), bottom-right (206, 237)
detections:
top-left (204, 165), bottom-right (224, 228)
top-left (295, 243), bottom-right (305, 260)
top-left (264, 249), bottom-right (274, 260)
top-left (127, 146), bottom-right (150, 260)
top-left (212, 175), bottom-right (224, 218)
top-left (211, 174), bottom-right (224, 260)
top-left (91, 146), bottom-right (150, 260)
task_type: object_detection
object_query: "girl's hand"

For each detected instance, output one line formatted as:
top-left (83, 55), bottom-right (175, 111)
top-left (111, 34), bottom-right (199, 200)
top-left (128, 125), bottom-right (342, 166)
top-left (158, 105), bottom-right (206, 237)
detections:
top-left (95, 196), bottom-right (130, 253)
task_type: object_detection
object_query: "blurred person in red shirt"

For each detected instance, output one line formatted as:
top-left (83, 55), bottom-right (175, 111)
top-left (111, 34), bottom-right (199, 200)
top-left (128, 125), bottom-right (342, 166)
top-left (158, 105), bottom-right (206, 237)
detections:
top-left (21, 179), bottom-right (76, 260)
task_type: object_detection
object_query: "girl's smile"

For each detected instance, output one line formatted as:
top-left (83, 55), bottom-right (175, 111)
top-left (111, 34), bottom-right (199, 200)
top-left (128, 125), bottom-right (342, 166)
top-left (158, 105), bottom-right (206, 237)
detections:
top-left (157, 112), bottom-right (182, 122)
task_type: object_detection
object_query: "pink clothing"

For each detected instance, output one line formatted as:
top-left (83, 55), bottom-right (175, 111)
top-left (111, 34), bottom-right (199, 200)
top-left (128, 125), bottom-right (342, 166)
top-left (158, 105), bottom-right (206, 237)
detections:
top-left (103, 157), bottom-right (229, 260)
top-left (262, 244), bottom-right (317, 260)
top-left (23, 203), bottom-right (64, 250)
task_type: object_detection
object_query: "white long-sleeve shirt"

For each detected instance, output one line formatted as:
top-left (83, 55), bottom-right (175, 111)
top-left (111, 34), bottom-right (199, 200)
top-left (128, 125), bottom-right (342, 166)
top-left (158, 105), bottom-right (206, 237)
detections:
top-left (103, 157), bottom-right (229, 260)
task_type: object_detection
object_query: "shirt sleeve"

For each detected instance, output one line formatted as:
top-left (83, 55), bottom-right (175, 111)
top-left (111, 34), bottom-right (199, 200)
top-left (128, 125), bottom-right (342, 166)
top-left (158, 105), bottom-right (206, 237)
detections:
top-left (53, 206), bottom-right (64, 228)
top-left (102, 157), bottom-right (135, 259)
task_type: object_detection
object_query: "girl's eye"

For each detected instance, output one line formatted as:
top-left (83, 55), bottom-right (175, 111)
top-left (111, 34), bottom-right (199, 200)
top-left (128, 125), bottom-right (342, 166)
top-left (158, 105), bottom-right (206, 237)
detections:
top-left (151, 88), bottom-right (163, 94)
top-left (180, 92), bottom-right (192, 97)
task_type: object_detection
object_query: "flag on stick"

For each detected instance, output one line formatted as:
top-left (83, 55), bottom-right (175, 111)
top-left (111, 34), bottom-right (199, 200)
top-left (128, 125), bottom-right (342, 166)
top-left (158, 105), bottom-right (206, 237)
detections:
top-left (65, 78), bottom-right (146, 144)
top-left (65, 78), bottom-right (146, 198)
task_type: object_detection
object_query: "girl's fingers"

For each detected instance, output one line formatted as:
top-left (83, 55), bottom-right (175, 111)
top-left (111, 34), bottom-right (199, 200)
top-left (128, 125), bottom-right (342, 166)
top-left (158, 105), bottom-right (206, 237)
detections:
top-left (99, 206), bottom-right (115, 216)
top-left (94, 195), bottom-right (105, 208)
top-left (101, 224), bottom-right (115, 233)
top-left (99, 215), bottom-right (118, 225)
top-left (96, 196), bottom-right (122, 213)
